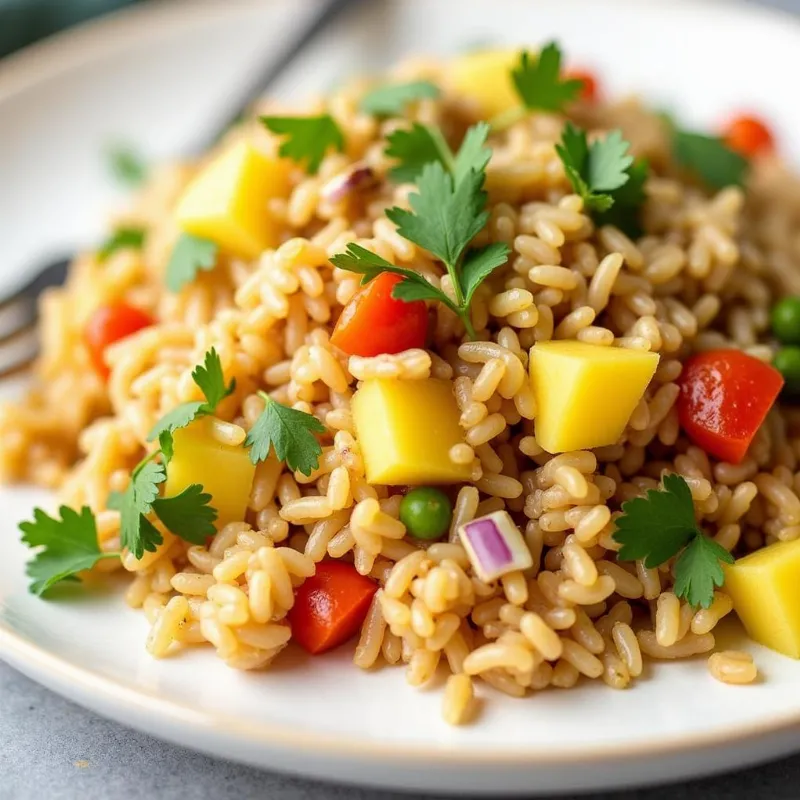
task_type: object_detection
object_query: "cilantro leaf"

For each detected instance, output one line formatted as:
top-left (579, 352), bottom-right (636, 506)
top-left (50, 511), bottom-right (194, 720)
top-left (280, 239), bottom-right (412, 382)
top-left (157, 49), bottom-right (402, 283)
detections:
top-left (387, 161), bottom-right (488, 273)
top-left (147, 348), bottom-right (235, 443)
top-left (460, 243), bottom-right (510, 306)
top-left (98, 227), bottom-right (146, 262)
top-left (330, 243), bottom-right (460, 313)
top-left (673, 130), bottom-right (748, 190)
top-left (673, 534), bottom-right (734, 609)
top-left (106, 491), bottom-right (125, 511)
top-left (614, 473), bottom-right (699, 567)
top-left (594, 157), bottom-right (649, 236)
top-left (452, 122), bottom-right (492, 188)
top-left (385, 124), bottom-right (442, 184)
top-left (120, 457), bottom-right (166, 559)
top-left (511, 43), bottom-right (582, 113)
top-left (245, 392), bottom-right (326, 475)
top-left (165, 233), bottom-right (218, 293)
top-left (108, 144), bottom-right (147, 187)
top-left (360, 80), bottom-right (440, 116)
top-left (261, 114), bottom-right (344, 174)
top-left (19, 506), bottom-right (117, 596)
top-left (151, 484), bottom-right (217, 545)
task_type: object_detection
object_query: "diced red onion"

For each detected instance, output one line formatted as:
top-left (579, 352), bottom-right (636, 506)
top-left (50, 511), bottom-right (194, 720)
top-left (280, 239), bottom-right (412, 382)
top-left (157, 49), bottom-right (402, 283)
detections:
top-left (458, 511), bottom-right (533, 583)
top-left (320, 165), bottom-right (376, 203)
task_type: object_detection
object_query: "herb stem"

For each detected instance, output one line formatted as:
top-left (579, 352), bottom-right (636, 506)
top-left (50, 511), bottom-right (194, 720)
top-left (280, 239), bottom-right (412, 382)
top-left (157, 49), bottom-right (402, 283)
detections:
top-left (489, 105), bottom-right (527, 132)
top-left (426, 125), bottom-right (457, 176)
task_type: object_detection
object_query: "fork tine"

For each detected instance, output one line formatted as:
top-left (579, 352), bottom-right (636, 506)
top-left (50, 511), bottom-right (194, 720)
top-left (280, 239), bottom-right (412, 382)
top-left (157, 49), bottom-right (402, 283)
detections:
top-left (0, 313), bottom-right (38, 379)
top-left (0, 298), bottom-right (37, 341)
top-left (0, 352), bottom-right (36, 380)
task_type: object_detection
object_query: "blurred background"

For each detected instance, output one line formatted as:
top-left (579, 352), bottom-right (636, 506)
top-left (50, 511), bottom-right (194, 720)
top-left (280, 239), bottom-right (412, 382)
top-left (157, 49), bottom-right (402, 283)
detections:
top-left (2, 0), bottom-right (800, 62)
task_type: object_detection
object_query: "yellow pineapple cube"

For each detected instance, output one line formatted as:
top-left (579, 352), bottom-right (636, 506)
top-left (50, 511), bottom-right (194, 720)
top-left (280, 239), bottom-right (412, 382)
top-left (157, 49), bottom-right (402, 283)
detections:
top-left (448, 49), bottom-right (521, 118)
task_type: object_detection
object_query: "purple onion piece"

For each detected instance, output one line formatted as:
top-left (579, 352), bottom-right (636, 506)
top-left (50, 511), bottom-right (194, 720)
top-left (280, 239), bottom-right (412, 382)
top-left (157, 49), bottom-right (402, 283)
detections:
top-left (320, 165), bottom-right (376, 203)
top-left (459, 511), bottom-right (532, 582)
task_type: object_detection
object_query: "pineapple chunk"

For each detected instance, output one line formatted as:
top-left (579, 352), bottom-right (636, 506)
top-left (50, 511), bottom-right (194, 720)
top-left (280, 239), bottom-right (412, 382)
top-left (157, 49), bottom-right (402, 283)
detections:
top-left (351, 379), bottom-right (470, 485)
top-left (725, 539), bottom-right (800, 658)
top-left (529, 341), bottom-right (659, 454)
top-left (175, 141), bottom-right (291, 259)
top-left (448, 49), bottom-right (520, 118)
top-left (164, 416), bottom-right (256, 526)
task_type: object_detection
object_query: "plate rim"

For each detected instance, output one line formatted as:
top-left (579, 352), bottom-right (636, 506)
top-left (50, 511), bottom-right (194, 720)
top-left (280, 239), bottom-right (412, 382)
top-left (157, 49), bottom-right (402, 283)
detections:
top-left (3, 0), bottom-right (800, 773)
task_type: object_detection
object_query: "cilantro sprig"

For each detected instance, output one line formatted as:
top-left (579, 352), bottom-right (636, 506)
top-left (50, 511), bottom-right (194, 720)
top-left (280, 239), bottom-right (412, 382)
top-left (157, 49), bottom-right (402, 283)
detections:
top-left (148, 347), bottom-right (236, 462)
top-left (672, 129), bottom-right (748, 190)
top-left (108, 144), bottom-right (148, 187)
top-left (245, 392), bottom-right (326, 476)
top-left (261, 114), bottom-right (344, 174)
top-left (614, 473), bottom-right (733, 608)
top-left (165, 233), bottom-right (218, 293)
top-left (492, 42), bottom-right (582, 130)
top-left (19, 506), bottom-right (118, 596)
top-left (98, 227), bottom-right (146, 263)
top-left (360, 80), bottom-right (440, 117)
top-left (343, 122), bottom-right (509, 337)
top-left (555, 122), bottom-right (648, 237)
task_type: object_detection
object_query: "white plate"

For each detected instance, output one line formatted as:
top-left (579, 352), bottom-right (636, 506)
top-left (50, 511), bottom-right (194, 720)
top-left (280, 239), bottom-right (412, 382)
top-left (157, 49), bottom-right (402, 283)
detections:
top-left (3, 0), bottom-right (800, 794)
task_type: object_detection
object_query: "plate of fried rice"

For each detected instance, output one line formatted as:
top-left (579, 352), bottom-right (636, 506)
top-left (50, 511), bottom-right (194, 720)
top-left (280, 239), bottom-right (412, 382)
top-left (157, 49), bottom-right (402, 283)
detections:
top-left (7, 0), bottom-right (800, 793)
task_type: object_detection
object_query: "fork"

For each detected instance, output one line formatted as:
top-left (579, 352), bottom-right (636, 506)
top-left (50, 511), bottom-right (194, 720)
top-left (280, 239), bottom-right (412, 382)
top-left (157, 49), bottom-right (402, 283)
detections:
top-left (0, 0), bottom-right (361, 379)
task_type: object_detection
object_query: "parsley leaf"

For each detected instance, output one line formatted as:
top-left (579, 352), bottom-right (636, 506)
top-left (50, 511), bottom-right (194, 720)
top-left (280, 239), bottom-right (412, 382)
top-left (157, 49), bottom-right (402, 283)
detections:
top-left (108, 144), bottom-right (147, 187)
top-left (555, 123), bottom-right (648, 236)
top-left (148, 348), bottom-right (235, 444)
top-left (673, 535), bottom-right (734, 609)
top-left (614, 473), bottom-right (733, 608)
top-left (673, 130), bottom-right (748, 190)
top-left (614, 473), bottom-right (698, 567)
top-left (385, 124), bottom-right (442, 184)
top-left (360, 80), bottom-right (440, 116)
top-left (165, 233), bottom-right (218, 293)
top-left (261, 114), bottom-right (344, 174)
top-left (98, 227), bottom-right (146, 263)
top-left (151, 485), bottom-right (217, 545)
top-left (120, 456), bottom-right (165, 560)
top-left (330, 243), bottom-right (460, 312)
top-left (245, 392), bottom-right (326, 475)
top-left (512, 44), bottom-right (582, 112)
top-left (460, 243), bottom-right (511, 306)
top-left (19, 506), bottom-right (117, 596)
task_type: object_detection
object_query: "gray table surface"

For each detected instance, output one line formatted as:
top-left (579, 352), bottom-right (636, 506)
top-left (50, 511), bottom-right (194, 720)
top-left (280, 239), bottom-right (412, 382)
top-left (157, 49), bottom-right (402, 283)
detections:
top-left (4, 0), bottom-right (800, 797)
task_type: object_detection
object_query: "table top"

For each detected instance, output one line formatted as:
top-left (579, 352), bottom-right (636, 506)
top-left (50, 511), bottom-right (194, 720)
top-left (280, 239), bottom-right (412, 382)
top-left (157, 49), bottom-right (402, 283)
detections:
top-left (4, 0), bottom-right (800, 797)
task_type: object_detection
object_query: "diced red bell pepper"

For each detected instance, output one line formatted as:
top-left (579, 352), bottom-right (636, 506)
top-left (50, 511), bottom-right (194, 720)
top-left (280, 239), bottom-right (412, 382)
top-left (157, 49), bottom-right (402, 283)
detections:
top-left (330, 273), bottom-right (428, 357)
top-left (84, 302), bottom-right (154, 380)
top-left (565, 68), bottom-right (599, 103)
top-left (677, 349), bottom-right (784, 464)
top-left (723, 114), bottom-right (774, 158)
top-left (288, 561), bottom-right (378, 655)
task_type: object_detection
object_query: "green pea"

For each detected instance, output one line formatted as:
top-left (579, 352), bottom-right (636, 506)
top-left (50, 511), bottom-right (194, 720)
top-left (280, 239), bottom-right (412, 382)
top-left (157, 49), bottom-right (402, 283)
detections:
top-left (771, 297), bottom-right (800, 345)
top-left (774, 346), bottom-right (800, 395)
top-left (400, 487), bottom-right (452, 541)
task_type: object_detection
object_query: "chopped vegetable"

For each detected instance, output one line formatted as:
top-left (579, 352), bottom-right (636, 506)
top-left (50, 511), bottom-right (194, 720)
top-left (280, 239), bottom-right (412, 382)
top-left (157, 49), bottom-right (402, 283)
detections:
top-left (148, 347), bottom-right (236, 457)
top-left (565, 68), bottom-right (599, 103)
top-left (672, 129), bottom-right (748, 190)
top-left (359, 80), bottom-right (440, 116)
top-left (399, 487), bottom-right (452, 540)
top-left (677, 349), bottom-right (783, 464)
top-left (723, 114), bottom-right (774, 158)
top-left (320, 165), bottom-right (376, 203)
top-left (165, 233), bottom-right (218, 293)
top-left (98, 227), bottom-right (146, 263)
top-left (351, 378), bottom-right (470, 485)
top-left (447, 49), bottom-right (519, 118)
top-left (288, 561), bottom-right (377, 654)
top-left (614, 473), bottom-right (733, 609)
top-left (163, 416), bottom-right (254, 527)
top-left (774, 346), bottom-right (800, 395)
top-left (175, 140), bottom-right (291, 262)
top-left (83, 302), bottom-right (153, 380)
top-left (771, 296), bottom-right (800, 344)
top-left (244, 392), bottom-right (325, 475)
top-left (19, 506), bottom-right (118, 596)
top-left (529, 341), bottom-right (659, 454)
top-left (330, 272), bottom-right (428, 356)
top-left (108, 144), bottom-right (147, 187)
top-left (458, 510), bottom-right (533, 583)
top-left (724, 537), bottom-right (800, 658)
top-left (260, 114), bottom-right (344, 174)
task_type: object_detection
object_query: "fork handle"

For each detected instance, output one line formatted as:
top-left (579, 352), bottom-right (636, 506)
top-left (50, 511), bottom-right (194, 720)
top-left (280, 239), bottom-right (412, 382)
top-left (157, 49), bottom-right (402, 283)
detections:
top-left (191, 0), bottom-right (363, 155)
